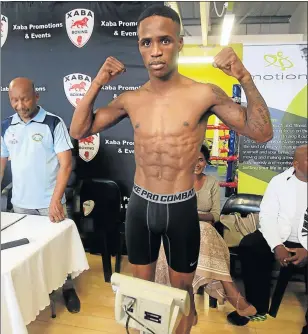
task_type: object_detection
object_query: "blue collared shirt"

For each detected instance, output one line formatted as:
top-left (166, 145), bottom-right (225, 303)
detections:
top-left (1, 107), bottom-right (73, 209)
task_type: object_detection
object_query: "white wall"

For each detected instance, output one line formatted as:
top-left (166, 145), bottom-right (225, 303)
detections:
top-left (289, 2), bottom-right (307, 37)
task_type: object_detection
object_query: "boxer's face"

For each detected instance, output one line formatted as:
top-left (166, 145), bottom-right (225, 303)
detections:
top-left (138, 16), bottom-right (183, 78)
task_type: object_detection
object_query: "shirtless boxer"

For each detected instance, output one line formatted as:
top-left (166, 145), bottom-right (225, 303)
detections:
top-left (70, 5), bottom-right (273, 333)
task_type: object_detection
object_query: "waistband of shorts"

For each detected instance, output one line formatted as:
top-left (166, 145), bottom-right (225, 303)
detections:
top-left (133, 183), bottom-right (195, 204)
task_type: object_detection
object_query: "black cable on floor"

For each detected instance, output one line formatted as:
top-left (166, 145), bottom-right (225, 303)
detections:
top-left (124, 308), bottom-right (155, 334)
top-left (125, 313), bottom-right (130, 333)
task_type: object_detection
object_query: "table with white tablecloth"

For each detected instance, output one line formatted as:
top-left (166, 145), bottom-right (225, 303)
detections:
top-left (1, 212), bottom-right (89, 334)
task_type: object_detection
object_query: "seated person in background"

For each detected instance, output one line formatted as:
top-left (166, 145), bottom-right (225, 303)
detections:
top-left (0, 77), bottom-right (80, 313)
top-left (155, 144), bottom-right (257, 322)
top-left (228, 144), bottom-right (308, 326)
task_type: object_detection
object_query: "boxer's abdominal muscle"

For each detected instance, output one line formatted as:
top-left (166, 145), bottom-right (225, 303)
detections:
top-left (132, 113), bottom-right (207, 194)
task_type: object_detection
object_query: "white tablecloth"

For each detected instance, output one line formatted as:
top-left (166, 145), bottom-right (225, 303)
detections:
top-left (1, 212), bottom-right (27, 230)
top-left (1, 213), bottom-right (89, 334)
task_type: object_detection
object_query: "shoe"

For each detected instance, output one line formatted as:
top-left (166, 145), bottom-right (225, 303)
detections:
top-left (235, 293), bottom-right (257, 317)
top-left (62, 288), bottom-right (81, 313)
top-left (226, 293), bottom-right (259, 327)
top-left (227, 311), bottom-right (250, 326)
top-left (227, 310), bottom-right (267, 327)
top-left (205, 283), bottom-right (257, 317)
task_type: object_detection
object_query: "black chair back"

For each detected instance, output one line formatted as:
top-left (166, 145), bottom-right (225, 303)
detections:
top-left (221, 193), bottom-right (263, 216)
top-left (81, 179), bottom-right (121, 221)
top-left (219, 193), bottom-right (263, 275)
top-left (80, 178), bottom-right (122, 255)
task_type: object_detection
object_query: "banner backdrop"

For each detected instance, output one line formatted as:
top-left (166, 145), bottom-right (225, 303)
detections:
top-left (1, 2), bottom-right (243, 202)
top-left (239, 44), bottom-right (308, 195)
top-left (1, 1), bottom-right (161, 197)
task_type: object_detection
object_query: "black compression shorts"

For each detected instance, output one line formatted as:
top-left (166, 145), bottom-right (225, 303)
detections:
top-left (125, 184), bottom-right (200, 273)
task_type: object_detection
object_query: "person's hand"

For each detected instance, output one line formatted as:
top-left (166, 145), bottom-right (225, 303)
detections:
top-left (284, 248), bottom-right (308, 267)
top-left (49, 199), bottom-right (65, 223)
top-left (93, 57), bottom-right (126, 86)
top-left (274, 245), bottom-right (291, 267)
top-left (213, 47), bottom-right (250, 82)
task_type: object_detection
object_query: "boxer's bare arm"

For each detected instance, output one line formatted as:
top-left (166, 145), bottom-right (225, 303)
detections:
top-left (91, 95), bottom-right (128, 135)
top-left (208, 78), bottom-right (273, 143)
top-left (70, 83), bottom-right (128, 139)
top-left (70, 56), bottom-right (128, 139)
top-left (207, 47), bottom-right (273, 143)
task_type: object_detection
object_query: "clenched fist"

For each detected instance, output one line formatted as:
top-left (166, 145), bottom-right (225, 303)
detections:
top-left (213, 47), bottom-right (250, 82)
top-left (93, 57), bottom-right (126, 86)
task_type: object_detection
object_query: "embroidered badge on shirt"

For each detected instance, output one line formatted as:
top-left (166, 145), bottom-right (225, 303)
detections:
top-left (32, 133), bottom-right (43, 142)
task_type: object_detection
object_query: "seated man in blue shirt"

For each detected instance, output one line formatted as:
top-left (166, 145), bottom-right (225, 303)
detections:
top-left (1, 77), bottom-right (80, 313)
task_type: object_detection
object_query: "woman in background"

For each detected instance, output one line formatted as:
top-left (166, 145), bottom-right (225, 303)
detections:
top-left (155, 144), bottom-right (257, 322)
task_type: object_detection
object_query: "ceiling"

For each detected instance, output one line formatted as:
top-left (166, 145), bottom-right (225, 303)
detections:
top-left (179, 1), bottom-right (302, 27)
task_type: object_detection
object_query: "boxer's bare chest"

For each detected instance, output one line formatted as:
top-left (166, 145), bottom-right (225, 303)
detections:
top-left (126, 86), bottom-right (212, 138)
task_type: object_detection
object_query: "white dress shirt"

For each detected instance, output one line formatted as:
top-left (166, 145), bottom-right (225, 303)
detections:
top-left (259, 167), bottom-right (308, 251)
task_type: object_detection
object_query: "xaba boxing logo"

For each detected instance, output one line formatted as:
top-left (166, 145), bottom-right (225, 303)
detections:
top-left (1, 15), bottom-right (8, 47)
top-left (79, 134), bottom-right (100, 162)
top-left (66, 8), bottom-right (94, 48)
top-left (264, 51), bottom-right (294, 71)
top-left (63, 73), bottom-right (92, 107)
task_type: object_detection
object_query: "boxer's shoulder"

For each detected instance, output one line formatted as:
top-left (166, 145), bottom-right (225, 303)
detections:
top-left (179, 77), bottom-right (214, 95)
